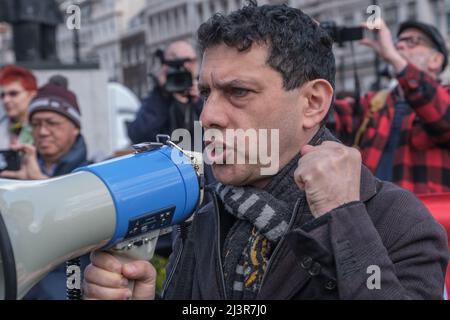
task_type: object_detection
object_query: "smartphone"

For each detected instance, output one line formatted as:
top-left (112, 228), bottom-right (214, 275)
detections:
top-left (320, 21), bottom-right (365, 45)
top-left (0, 150), bottom-right (21, 172)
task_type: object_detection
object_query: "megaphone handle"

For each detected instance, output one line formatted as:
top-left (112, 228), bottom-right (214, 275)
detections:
top-left (109, 252), bottom-right (136, 296)
top-left (106, 233), bottom-right (159, 299)
top-left (105, 231), bottom-right (160, 299)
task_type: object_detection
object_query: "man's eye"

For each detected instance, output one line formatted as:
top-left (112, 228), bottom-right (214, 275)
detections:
top-left (200, 89), bottom-right (210, 99)
top-left (230, 88), bottom-right (249, 98)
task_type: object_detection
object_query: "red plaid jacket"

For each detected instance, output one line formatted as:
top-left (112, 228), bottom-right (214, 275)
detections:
top-left (331, 63), bottom-right (450, 194)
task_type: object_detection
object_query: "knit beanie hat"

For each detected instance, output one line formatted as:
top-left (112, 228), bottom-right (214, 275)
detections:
top-left (29, 83), bottom-right (81, 128)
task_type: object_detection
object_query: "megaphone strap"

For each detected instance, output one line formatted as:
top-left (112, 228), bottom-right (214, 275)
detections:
top-left (0, 210), bottom-right (17, 300)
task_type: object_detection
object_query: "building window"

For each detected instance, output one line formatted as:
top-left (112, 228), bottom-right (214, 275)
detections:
top-left (122, 49), bottom-right (127, 67)
top-left (174, 8), bottom-right (179, 31)
top-left (148, 16), bottom-right (153, 38)
top-left (220, 0), bottom-right (228, 13)
top-left (168, 10), bottom-right (175, 36)
top-left (154, 15), bottom-right (160, 41)
top-left (407, 1), bottom-right (416, 21)
top-left (103, 52), bottom-right (109, 68)
top-left (141, 45), bottom-right (146, 63)
top-left (163, 12), bottom-right (169, 38)
top-left (136, 45), bottom-right (141, 63)
top-left (111, 51), bottom-right (116, 70)
top-left (431, 0), bottom-right (445, 33)
top-left (102, 21), bottom-right (107, 38)
top-left (210, 1), bottom-right (215, 15)
top-left (384, 4), bottom-right (398, 31)
top-left (181, 5), bottom-right (187, 30)
top-left (198, 3), bottom-right (204, 22)
top-left (135, 45), bottom-right (140, 64)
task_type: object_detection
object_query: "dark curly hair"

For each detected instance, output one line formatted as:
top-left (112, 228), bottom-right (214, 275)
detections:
top-left (197, 1), bottom-right (335, 91)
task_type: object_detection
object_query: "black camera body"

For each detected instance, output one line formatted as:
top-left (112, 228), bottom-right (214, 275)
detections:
top-left (0, 150), bottom-right (20, 172)
top-left (164, 58), bottom-right (193, 94)
top-left (155, 49), bottom-right (193, 94)
top-left (320, 21), bottom-right (364, 46)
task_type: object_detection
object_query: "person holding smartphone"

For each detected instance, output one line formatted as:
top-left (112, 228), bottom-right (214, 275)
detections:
top-left (0, 81), bottom-right (91, 299)
top-left (332, 20), bottom-right (449, 195)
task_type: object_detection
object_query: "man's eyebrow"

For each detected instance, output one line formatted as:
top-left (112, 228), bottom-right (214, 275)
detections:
top-left (199, 78), bottom-right (259, 90)
top-left (216, 78), bottom-right (259, 88)
top-left (198, 82), bottom-right (210, 91)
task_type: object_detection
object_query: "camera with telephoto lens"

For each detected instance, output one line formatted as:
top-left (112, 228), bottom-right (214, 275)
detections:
top-left (320, 21), bottom-right (365, 46)
top-left (155, 49), bottom-right (193, 94)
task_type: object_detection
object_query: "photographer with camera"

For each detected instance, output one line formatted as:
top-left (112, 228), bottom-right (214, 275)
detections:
top-left (332, 19), bottom-right (450, 194)
top-left (127, 41), bottom-right (202, 144)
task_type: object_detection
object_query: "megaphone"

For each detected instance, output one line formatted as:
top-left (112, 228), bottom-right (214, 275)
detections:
top-left (0, 136), bottom-right (203, 300)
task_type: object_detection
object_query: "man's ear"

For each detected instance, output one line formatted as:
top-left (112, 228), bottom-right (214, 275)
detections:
top-left (429, 51), bottom-right (445, 74)
top-left (72, 125), bottom-right (81, 139)
top-left (301, 79), bottom-right (334, 130)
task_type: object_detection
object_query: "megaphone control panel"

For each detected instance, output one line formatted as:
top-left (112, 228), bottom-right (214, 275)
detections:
top-left (124, 206), bottom-right (175, 239)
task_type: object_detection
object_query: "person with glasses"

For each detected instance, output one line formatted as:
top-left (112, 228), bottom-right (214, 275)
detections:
top-left (0, 65), bottom-right (37, 149)
top-left (0, 81), bottom-right (91, 299)
top-left (332, 19), bottom-right (450, 195)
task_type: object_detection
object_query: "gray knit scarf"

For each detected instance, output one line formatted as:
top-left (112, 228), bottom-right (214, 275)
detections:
top-left (215, 126), bottom-right (336, 299)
